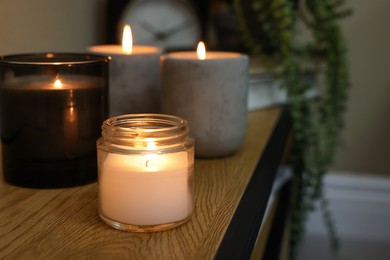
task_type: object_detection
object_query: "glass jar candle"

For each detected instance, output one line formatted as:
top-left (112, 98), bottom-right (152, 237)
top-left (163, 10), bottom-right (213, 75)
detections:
top-left (0, 53), bottom-right (109, 188)
top-left (97, 114), bottom-right (195, 232)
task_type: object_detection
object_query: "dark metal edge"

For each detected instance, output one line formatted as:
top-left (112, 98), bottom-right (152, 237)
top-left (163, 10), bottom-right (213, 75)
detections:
top-left (215, 107), bottom-right (292, 260)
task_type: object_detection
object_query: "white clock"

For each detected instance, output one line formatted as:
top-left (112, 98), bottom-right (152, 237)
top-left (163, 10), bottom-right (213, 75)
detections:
top-left (118, 0), bottom-right (202, 52)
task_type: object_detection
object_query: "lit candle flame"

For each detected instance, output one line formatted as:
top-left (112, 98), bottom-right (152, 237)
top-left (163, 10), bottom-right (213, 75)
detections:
top-left (145, 154), bottom-right (157, 168)
top-left (54, 79), bottom-right (62, 89)
top-left (122, 24), bottom-right (133, 54)
top-left (146, 142), bottom-right (156, 150)
top-left (145, 142), bottom-right (157, 168)
top-left (197, 41), bottom-right (206, 60)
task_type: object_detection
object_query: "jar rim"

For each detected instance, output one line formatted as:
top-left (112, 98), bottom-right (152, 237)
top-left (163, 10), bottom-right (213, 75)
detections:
top-left (99, 114), bottom-right (193, 152)
top-left (0, 53), bottom-right (110, 66)
top-left (102, 113), bottom-right (189, 138)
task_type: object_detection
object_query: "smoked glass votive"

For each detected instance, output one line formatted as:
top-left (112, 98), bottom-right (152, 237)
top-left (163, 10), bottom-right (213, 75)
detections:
top-left (97, 114), bottom-right (195, 232)
top-left (0, 53), bottom-right (109, 188)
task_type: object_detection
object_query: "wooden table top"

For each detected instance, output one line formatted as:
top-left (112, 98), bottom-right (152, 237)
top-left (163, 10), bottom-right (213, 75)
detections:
top-left (0, 106), bottom-right (283, 260)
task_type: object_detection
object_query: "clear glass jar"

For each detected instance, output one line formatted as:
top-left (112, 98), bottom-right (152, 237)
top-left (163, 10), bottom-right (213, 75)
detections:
top-left (97, 114), bottom-right (195, 232)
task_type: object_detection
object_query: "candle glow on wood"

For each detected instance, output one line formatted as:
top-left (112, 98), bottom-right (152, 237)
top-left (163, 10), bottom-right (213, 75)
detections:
top-left (197, 41), bottom-right (206, 60)
top-left (122, 24), bottom-right (133, 54)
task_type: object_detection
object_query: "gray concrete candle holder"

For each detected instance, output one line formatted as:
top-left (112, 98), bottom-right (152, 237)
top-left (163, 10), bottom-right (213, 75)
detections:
top-left (161, 52), bottom-right (249, 158)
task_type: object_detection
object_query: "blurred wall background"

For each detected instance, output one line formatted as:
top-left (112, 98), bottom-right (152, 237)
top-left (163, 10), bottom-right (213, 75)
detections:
top-left (0, 0), bottom-right (107, 54)
top-left (0, 0), bottom-right (389, 175)
top-left (331, 0), bottom-right (390, 175)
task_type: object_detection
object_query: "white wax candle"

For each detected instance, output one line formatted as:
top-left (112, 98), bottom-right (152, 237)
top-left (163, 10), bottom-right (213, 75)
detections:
top-left (161, 49), bottom-right (249, 157)
top-left (87, 45), bottom-right (161, 116)
top-left (99, 151), bottom-right (192, 226)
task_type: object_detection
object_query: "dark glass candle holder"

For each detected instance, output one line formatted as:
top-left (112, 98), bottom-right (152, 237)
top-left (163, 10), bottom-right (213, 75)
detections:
top-left (0, 53), bottom-right (109, 188)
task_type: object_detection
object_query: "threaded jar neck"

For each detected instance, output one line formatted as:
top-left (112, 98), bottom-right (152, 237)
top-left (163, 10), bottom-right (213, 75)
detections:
top-left (101, 114), bottom-right (191, 151)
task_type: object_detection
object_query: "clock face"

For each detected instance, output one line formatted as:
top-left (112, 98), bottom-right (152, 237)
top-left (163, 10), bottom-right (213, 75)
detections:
top-left (118, 0), bottom-right (201, 51)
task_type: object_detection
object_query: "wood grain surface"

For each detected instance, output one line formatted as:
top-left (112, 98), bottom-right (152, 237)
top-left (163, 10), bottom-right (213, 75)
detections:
top-left (0, 107), bottom-right (281, 260)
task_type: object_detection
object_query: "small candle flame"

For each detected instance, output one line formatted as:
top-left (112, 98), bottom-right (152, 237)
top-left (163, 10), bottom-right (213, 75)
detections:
top-left (145, 142), bottom-right (157, 168)
top-left (197, 41), bottom-right (206, 60)
top-left (145, 154), bottom-right (157, 168)
top-left (146, 142), bottom-right (156, 150)
top-left (54, 79), bottom-right (62, 89)
top-left (122, 24), bottom-right (133, 54)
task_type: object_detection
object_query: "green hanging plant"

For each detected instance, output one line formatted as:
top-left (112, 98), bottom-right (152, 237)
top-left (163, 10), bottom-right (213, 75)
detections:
top-left (231, 0), bottom-right (352, 258)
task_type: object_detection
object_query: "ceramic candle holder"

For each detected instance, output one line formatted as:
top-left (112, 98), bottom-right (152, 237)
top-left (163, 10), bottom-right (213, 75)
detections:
top-left (161, 51), bottom-right (249, 158)
top-left (88, 45), bottom-right (161, 117)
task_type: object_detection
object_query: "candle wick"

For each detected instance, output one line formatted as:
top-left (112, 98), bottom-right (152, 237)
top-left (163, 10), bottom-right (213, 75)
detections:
top-left (145, 160), bottom-right (149, 168)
